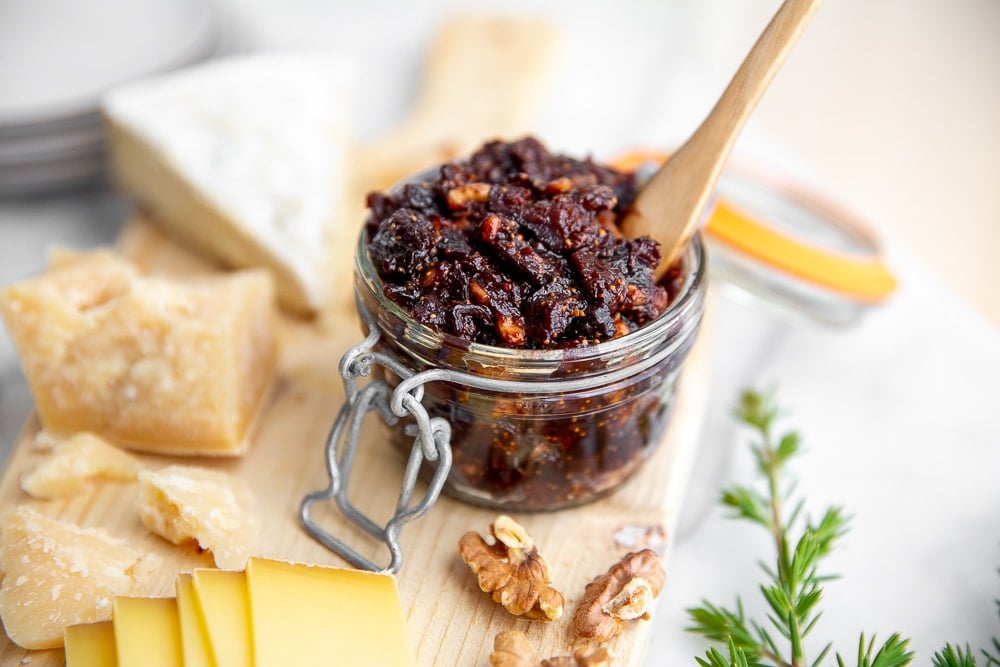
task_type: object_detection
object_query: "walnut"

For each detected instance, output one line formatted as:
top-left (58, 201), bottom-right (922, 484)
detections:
top-left (543, 177), bottom-right (574, 194)
top-left (543, 645), bottom-right (613, 667)
top-left (446, 182), bottom-right (491, 210)
top-left (459, 515), bottom-right (564, 621)
top-left (572, 549), bottom-right (665, 642)
top-left (490, 630), bottom-right (612, 667)
top-left (490, 629), bottom-right (538, 667)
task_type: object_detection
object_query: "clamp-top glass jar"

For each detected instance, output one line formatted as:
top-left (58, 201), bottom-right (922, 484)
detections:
top-left (353, 230), bottom-right (706, 511)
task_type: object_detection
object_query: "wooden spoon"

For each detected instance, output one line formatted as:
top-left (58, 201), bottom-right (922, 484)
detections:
top-left (621, 0), bottom-right (823, 279)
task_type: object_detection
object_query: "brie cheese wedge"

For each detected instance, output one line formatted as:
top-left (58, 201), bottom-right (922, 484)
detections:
top-left (104, 53), bottom-right (352, 316)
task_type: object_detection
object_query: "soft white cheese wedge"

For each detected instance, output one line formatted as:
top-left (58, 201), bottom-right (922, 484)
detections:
top-left (103, 53), bottom-right (352, 316)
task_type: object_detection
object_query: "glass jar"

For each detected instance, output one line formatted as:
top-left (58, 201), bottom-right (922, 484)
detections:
top-left (353, 230), bottom-right (707, 511)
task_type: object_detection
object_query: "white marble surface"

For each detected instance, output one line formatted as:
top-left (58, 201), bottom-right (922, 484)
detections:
top-left (1, 1), bottom-right (998, 664)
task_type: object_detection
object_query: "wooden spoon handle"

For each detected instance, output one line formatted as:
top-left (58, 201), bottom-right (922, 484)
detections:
top-left (623, 0), bottom-right (823, 276)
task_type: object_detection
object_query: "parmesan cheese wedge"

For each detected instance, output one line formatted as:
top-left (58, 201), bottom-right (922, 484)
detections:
top-left (103, 53), bottom-right (353, 316)
top-left (0, 249), bottom-right (276, 457)
top-left (0, 506), bottom-right (160, 650)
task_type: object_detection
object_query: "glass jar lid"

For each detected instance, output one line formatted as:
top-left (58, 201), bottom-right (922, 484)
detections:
top-left (707, 164), bottom-right (895, 327)
top-left (617, 151), bottom-right (897, 328)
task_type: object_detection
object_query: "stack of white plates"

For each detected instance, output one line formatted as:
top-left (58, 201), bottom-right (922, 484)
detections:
top-left (0, 0), bottom-right (245, 196)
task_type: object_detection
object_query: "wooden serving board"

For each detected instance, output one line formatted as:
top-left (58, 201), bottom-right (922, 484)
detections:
top-left (0, 217), bottom-right (711, 666)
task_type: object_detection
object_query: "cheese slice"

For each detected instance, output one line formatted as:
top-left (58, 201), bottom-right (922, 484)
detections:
top-left (112, 597), bottom-right (182, 667)
top-left (176, 574), bottom-right (213, 667)
top-left (246, 557), bottom-right (415, 667)
top-left (20, 431), bottom-right (140, 499)
top-left (64, 621), bottom-right (117, 667)
top-left (103, 53), bottom-right (353, 316)
top-left (0, 506), bottom-right (159, 649)
top-left (192, 568), bottom-right (252, 667)
top-left (0, 249), bottom-right (276, 457)
top-left (138, 465), bottom-right (255, 570)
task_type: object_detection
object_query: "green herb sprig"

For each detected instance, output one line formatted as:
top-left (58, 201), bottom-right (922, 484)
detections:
top-left (686, 389), bottom-right (914, 667)
top-left (932, 578), bottom-right (1000, 667)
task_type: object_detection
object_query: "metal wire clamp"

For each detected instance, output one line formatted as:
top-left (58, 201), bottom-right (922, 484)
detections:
top-left (299, 300), bottom-right (453, 575)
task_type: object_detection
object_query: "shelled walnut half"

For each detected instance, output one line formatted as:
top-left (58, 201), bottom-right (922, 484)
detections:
top-left (458, 515), bottom-right (565, 621)
top-left (572, 549), bottom-right (666, 643)
top-left (490, 630), bottom-right (612, 667)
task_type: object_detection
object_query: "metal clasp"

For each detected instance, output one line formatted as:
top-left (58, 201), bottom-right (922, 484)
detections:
top-left (299, 299), bottom-right (453, 574)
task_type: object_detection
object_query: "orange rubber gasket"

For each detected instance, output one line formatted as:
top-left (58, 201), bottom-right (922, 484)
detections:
top-left (610, 150), bottom-right (897, 303)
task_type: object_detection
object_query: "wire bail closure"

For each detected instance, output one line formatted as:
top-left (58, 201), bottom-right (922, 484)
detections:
top-left (299, 298), bottom-right (453, 574)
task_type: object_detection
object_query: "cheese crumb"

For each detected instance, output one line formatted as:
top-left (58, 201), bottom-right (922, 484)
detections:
top-left (30, 431), bottom-right (60, 452)
top-left (137, 465), bottom-right (255, 570)
top-left (20, 432), bottom-right (140, 499)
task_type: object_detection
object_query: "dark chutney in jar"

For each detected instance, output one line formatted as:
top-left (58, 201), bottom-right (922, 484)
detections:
top-left (358, 137), bottom-right (706, 510)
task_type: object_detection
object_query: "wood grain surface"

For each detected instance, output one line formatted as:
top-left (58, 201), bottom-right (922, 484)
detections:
top-left (0, 216), bottom-right (710, 666)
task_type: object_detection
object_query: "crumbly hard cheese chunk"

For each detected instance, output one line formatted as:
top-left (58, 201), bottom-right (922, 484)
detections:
top-left (137, 465), bottom-right (255, 570)
top-left (21, 431), bottom-right (140, 499)
top-left (0, 506), bottom-right (160, 650)
top-left (0, 249), bottom-right (276, 456)
top-left (103, 53), bottom-right (352, 316)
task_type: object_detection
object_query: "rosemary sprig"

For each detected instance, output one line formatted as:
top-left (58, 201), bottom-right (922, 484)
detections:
top-left (687, 389), bottom-right (914, 667)
top-left (933, 645), bottom-right (981, 667)
top-left (932, 575), bottom-right (1000, 667)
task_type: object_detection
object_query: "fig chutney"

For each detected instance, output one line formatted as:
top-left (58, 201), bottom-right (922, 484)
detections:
top-left (357, 137), bottom-right (705, 510)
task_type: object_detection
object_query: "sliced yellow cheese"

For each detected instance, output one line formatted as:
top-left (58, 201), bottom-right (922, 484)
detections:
top-left (176, 574), bottom-right (214, 667)
top-left (64, 621), bottom-right (117, 667)
top-left (0, 506), bottom-right (159, 649)
top-left (192, 568), bottom-right (252, 667)
top-left (21, 431), bottom-right (140, 499)
top-left (138, 465), bottom-right (255, 570)
top-left (246, 557), bottom-right (415, 667)
top-left (112, 596), bottom-right (182, 667)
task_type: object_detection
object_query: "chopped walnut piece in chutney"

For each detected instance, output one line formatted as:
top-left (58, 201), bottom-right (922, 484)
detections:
top-left (361, 137), bottom-right (702, 510)
top-left (365, 137), bottom-right (685, 349)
